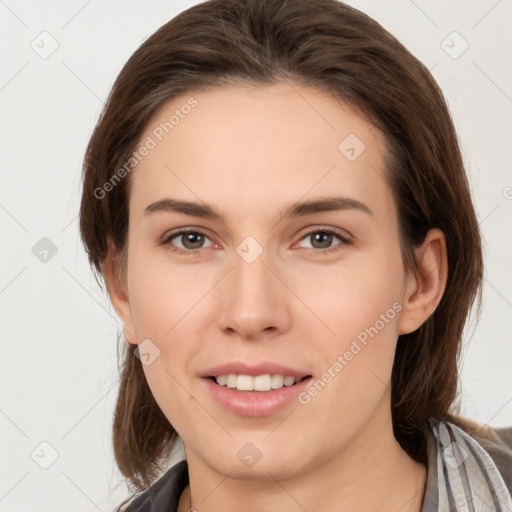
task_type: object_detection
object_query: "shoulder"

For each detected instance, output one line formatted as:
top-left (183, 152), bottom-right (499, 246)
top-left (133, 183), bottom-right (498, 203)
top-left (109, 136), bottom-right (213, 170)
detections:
top-left (119, 460), bottom-right (189, 512)
top-left (442, 417), bottom-right (512, 495)
top-left (474, 424), bottom-right (512, 494)
top-left (423, 419), bottom-right (512, 511)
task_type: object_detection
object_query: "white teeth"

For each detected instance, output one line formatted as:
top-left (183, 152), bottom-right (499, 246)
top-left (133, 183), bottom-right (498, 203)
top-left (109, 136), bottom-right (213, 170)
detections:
top-left (226, 374), bottom-right (238, 388)
top-left (283, 376), bottom-right (295, 387)
top-left (214, 373), bottom-right (301, 391)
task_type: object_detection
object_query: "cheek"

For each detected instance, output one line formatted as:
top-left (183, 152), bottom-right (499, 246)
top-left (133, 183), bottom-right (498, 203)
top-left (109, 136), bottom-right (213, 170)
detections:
top-left (293, 249), bottom-right (404, 343)
top-left (126, 245), bottom-right (217, 342)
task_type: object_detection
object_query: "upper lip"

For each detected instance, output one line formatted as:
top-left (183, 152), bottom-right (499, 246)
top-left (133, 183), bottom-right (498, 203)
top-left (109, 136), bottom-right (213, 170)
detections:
top-left (202, 361), bottom-right (312, 379)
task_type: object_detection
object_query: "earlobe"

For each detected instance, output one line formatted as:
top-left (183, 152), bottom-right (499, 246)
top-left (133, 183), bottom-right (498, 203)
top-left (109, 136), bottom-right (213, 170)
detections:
top-left (398, 228), bottom-right (448, 335)
top-left (104, 242), bottom-right (137, 345)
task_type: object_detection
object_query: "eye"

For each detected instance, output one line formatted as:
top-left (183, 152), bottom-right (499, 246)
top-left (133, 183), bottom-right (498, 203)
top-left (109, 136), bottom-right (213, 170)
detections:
top-left (162, 229), bottom-right (216, 254)
top-left (161, 227), bottom-right (351, 256)
top-left (295, 228), bottom-right (351, 253)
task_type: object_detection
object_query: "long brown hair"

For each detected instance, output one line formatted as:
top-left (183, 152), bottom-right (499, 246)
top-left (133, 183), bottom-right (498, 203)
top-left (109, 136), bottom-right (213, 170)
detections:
top-left (79, 0), bottom-right (484, 500)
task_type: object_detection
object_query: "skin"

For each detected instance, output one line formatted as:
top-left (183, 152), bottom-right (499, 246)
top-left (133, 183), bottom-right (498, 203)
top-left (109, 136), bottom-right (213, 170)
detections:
top-left (105, 82), bottom-right (447, 512)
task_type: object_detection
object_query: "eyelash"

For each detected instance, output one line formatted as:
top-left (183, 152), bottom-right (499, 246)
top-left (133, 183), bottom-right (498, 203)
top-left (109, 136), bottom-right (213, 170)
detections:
top-left (160, 227), bottom-right (352, 257)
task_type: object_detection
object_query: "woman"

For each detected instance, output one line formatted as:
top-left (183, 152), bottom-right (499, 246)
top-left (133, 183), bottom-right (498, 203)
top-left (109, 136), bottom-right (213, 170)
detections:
top-left (79, 0), bottom-right (512, 510)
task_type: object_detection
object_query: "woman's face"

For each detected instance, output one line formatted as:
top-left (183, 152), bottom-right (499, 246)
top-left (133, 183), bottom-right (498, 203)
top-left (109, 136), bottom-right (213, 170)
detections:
top-left (116, 82), bottom-right (422, 479)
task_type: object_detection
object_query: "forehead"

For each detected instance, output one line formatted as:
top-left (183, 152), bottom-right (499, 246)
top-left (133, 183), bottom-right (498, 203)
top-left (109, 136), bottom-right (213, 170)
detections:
top-left (129, 82), bottom-right (393, 223)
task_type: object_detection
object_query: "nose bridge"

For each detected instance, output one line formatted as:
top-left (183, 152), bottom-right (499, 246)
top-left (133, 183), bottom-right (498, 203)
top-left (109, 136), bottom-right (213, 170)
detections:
top-left (217, 241), bottom-right (291, 338)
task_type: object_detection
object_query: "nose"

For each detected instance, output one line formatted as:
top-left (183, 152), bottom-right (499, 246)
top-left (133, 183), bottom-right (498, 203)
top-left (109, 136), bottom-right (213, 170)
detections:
top-left (216, 247), bottom-right (292, 340)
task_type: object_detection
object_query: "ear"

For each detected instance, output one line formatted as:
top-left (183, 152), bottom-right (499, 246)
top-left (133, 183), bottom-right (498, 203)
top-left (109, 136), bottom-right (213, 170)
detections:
top-left (104, 241), bottom-right (137, 345)
top-left (397, 228), bottom-right (448, 335)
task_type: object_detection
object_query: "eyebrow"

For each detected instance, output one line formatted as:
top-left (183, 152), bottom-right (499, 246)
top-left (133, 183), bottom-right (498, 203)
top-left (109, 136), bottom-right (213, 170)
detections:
top-left (143, 196), bottom-right (373, 221)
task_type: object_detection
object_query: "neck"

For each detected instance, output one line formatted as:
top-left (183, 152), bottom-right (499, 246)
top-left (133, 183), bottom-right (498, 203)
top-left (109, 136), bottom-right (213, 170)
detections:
top-left (178, 400), bottom-right (427, 512)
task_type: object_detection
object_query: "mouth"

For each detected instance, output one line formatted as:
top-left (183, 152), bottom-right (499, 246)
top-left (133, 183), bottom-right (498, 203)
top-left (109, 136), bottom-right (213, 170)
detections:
top-left (202, 373), bottom-right (314, 416)
top-left (206, 374), bottom-right (313, 393)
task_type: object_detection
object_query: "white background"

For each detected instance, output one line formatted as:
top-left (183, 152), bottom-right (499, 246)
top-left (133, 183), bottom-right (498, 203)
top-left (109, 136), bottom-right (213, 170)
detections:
top-left (1, 1), bottom-right (511, 510)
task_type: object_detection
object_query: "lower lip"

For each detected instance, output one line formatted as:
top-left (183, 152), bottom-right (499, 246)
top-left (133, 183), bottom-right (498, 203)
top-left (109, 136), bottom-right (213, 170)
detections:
top-left (202, 377), bottom-right (313, 417)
